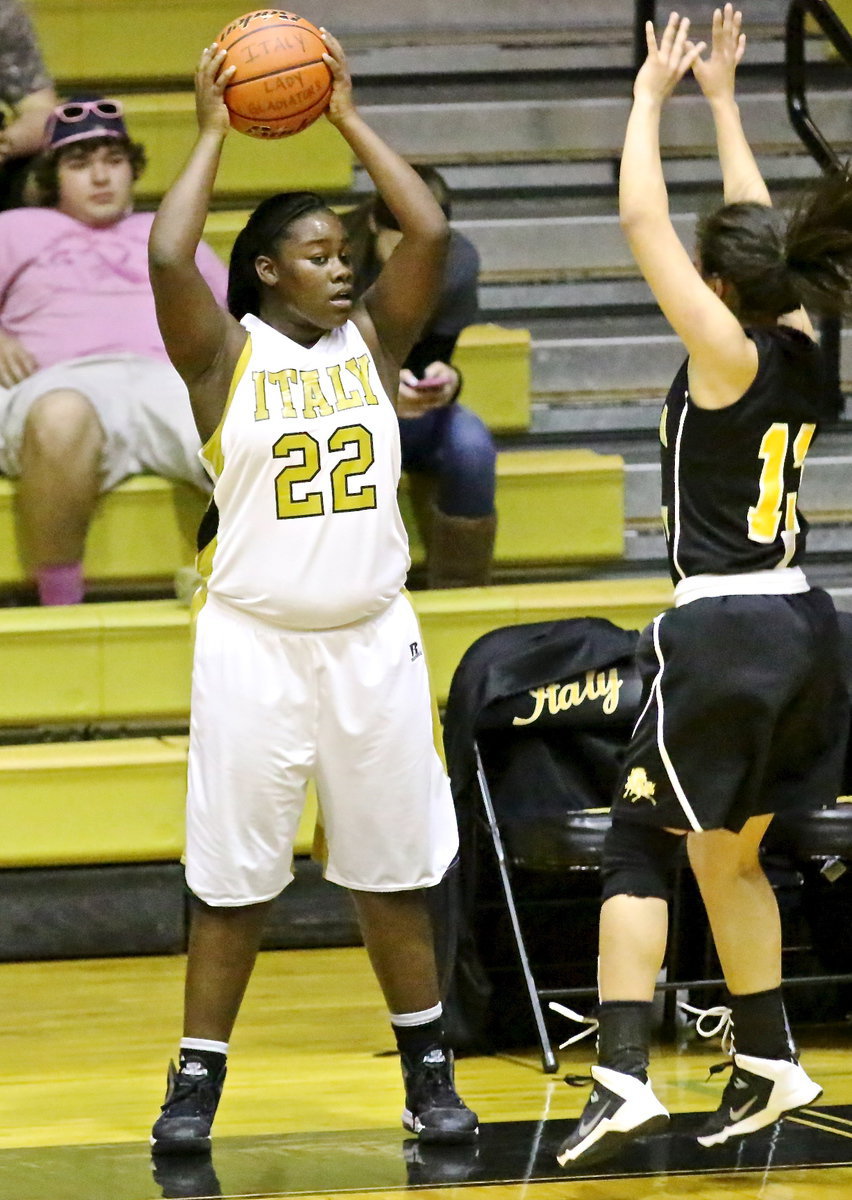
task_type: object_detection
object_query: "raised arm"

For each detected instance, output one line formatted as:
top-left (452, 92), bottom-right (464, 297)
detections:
top-left (691, 5), bottom-right (813, 336)
top-left (148, 46), bottom-right (248, 441)
top-left (320, 31), bottom-right (449, 377)
top-left (619, 12), bottom-right (758, 406)
top-left (692, 5), bottom-right (767, 205)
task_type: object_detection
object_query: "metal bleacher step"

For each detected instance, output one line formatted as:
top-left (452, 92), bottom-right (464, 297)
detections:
top-left (528, 328), bottom-right (852, 409)
top-left (356, 88), bottom-right (852, 164)
top-left (32, 0), bottom-right (812, 87)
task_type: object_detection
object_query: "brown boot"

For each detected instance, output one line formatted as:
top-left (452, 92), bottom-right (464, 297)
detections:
top-left (427, 509), bottom-right (497, 589)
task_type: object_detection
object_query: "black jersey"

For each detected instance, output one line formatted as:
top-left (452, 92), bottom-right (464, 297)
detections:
top-left (660, 326), bottom-right (825, 583)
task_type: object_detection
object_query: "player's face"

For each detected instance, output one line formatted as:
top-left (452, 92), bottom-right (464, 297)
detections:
top-left (56, 143), bottom-right (135, 228)
top-left (258, 211), bottom-right (354, 342)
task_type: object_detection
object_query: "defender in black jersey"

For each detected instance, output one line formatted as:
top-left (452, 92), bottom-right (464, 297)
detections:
top-left (558, 7), bottom-right (852, 1169)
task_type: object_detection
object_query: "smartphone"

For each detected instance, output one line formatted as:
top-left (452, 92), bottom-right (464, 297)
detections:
top-left (410, 376), bottom-right (450, 390)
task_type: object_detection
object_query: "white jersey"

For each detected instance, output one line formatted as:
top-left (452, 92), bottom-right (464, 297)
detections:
top-left (198, 313), bottom-right (409, 629)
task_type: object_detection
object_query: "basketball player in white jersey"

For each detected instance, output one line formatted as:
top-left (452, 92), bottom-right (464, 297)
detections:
top-left (147, 30), bottom-right (478, 1154)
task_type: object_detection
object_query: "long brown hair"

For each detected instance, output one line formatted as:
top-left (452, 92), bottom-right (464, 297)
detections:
top-left (697, 167), bottom-right (852, 319)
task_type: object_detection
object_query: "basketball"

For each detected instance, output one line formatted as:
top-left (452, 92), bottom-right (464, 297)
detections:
top-left (216, 9), bottom-right (333, 139)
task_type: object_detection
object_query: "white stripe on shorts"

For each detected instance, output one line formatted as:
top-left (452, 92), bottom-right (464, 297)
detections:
top-left (650, 614), bottom-right (703, 832)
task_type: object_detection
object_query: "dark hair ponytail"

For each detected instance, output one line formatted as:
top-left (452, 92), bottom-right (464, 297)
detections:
top-left (697, 166), bottom-right (852, 319)
top-left (227, 190), bottom-right (329, 319)
top-left (782, 168), bottom-right (852, 317)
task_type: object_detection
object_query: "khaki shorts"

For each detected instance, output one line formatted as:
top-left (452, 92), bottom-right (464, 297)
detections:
top-left (0, 353), bottom-right (210, 492)
top-left (185, 591), bottom-right (459, 905)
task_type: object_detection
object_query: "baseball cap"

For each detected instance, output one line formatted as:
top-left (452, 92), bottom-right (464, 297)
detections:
top-left (43, 97), bottom-right (129, 152)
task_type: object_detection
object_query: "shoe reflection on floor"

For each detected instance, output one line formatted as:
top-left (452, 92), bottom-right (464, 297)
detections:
top-left (151, 1150), bottom-right (223, 1198)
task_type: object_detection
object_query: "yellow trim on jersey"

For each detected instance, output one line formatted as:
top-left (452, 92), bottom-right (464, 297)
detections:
top-left (192, 532), bottom-right (217, 611)
top-left (201, 335), bottom-right (254, 478)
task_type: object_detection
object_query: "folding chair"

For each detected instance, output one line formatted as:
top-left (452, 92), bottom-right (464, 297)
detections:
top-left (442, 617), bottom-right (642, 1072)
top-left (441, 613), bottom-right (852, 1073)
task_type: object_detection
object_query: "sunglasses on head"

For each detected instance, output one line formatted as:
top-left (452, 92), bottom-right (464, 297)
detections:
top-left (54, 99), bottom-right (124, 125)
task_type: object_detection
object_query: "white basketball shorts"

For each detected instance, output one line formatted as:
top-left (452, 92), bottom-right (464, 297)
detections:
top-left (185, 591), bottom-right (459, 905)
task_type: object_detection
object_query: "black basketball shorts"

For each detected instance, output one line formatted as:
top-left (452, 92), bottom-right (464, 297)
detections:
top-left (612, 588), bottom-right (849, 833)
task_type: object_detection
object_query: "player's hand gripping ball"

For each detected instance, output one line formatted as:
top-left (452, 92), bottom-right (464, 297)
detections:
top-left (216, 9), bottom-right (332, 138)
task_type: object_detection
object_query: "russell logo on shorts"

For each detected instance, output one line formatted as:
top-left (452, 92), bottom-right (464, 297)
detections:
top-left (409, 641), bottom-right (422, 662)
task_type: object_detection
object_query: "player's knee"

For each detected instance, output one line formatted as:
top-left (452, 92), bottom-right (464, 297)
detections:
top-left (601, 819), bottom-right (684, 902)
top-left (687, 828), bottom-right (763, 888)
top-left (23, 389), bottom-right (101, 460)
top-left (446, 411), bottom-right (495, 470)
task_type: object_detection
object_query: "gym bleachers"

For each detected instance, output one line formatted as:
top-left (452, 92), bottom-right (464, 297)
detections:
top-left (0, 440), bottom-right (621, 590)
top-left (2, 0), bottom-right (850, 960)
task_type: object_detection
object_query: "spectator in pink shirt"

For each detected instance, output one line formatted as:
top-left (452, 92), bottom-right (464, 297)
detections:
top-left (0, 96), bottom-right (228, 604)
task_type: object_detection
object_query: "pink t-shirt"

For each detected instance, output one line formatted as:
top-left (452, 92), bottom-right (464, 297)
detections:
top-left (0, 208), bottom-right (229, 370)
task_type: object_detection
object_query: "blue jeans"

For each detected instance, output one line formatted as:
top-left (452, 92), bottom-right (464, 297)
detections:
top-left (399, 404), bottom-right (496, 518)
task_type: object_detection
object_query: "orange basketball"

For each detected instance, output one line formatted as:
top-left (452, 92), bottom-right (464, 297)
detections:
top-left (216, 10), bottom-right (332, 139)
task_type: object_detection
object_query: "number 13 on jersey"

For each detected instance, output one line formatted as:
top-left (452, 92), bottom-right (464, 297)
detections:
top-left (748, 421), bottom-right (815, 555)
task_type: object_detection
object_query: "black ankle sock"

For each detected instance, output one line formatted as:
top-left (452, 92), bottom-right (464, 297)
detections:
top-left (597, 1000), bottom-right (653, 1080)
top-left (179, 1047), bottom-right (227, 1078)
top-left (729, 987), bottom-right (796, 1062)
top-left (393, 1015), bottom-right (444, 1067)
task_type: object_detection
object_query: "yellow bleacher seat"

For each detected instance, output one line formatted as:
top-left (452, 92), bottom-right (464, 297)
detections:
top-left (0, 573), bottom-right (675, 869)
top-left (403, 447), bottom-right (624, 564)
top-left (0, 735), bottom-right (318, 867)
top-left (31, 2), bottom-right (354, 198)
top-left (452, 324), bottom-right (531, 432)
top-left (0, 577), bottom-right (673, 727)
top-left (123, 94), bottom-right (352, 201)
top-left (31, 1), bottom-right (275, 86)
top-left (0, 446), bottom-right (622, 587)
top-left (0, 476), bottom-right (202, 587)
top-left (0, 600), bottom-right (189, 724)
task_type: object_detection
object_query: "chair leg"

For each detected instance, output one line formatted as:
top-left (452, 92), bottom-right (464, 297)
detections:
top-left (474, 744), bottom-right (559, 1073)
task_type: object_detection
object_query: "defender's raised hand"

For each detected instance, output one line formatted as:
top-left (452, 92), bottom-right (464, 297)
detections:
top-left (691, 5), bottom-right (746, 102)
top-left (635, 11), bottom-right (705, 103)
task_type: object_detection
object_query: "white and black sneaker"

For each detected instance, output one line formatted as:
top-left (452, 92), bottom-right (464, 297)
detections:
top-left (401, 1047), bottom-right (479, 1144)
top-left (697, 1054), bottom-right (822, 1147)
top-left (556, 1065), bottom-right (669, 1167)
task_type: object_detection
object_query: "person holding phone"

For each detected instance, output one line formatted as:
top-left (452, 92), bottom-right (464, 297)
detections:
top-left (344, 166), bottom-right (497, 589)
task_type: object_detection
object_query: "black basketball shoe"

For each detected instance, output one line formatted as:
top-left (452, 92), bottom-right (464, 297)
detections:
top-left (151, 1058), bottom-right (227, 1155)
top-left (401, 1046), bottom-right (479, 1143)
top-left (556, 1064), bottom-right (669, 1167)
top-left (697, 1054), bottom-right (822, 1147)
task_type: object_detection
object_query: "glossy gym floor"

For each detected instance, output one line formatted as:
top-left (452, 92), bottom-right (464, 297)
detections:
top-left (0, 947), bottom-right (849, 1200)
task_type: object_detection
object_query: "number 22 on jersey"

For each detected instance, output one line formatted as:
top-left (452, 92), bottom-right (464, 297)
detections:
top-left (273, 423), bottom-right (377, 519)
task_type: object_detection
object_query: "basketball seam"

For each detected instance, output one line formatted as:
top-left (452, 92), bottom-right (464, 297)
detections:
top-left (224, 59), bottom-right (327, 89)
top-left (227, 81), bottom-right (332, 125)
